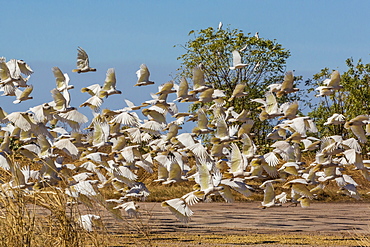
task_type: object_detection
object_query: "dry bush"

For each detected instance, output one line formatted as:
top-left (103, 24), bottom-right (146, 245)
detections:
top-left (0, 152), bottom-right (152, 247)
top-left (0, 187), bottom-right (110, 247)
top-left (140, 151), bottom-right (370, 204)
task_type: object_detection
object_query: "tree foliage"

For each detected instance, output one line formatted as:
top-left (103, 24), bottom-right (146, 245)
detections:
top-left (308, 58), bottom-right (370, 144)
top-left (176, 26), bottom-right (300, 145)
top-left (177, 27), bottom-right (290, 90)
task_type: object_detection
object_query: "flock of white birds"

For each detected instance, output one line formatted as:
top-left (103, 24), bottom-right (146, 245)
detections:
top-left (0, 46), bottom-right (369, 229)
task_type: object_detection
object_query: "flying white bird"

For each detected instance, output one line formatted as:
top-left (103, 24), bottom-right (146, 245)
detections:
top-left (13, 85), bottom-right (33, 104)
top-left (134, 64), bottom-right (154, 86)
top-left (189, 65), bottom-right (211, 94)
top-left (228, 83), bottom-right (247, 101)
top-left (161, 198), bottom-right (193, 223)
top-left (52, 67), bottom-right (73, 91)
top-left (78, 214), bottom-right (102, 231)
top-left (72, 47), bottom-right (96, 73)
top-left (276, 71), bottom-right (299, 98)
top-left (229, 50), bottom-right (248, 70)
top-left (99, 68), bottom-right (122, 98)
top-left (324, 113), bottom-right (345, 125)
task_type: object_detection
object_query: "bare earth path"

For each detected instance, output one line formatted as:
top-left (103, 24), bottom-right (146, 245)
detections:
top-left (112, 202), bottom-right (370, 246)
top-left (140, 202), bottom-right (370, 234)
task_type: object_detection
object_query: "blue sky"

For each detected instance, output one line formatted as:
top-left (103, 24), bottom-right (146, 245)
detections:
top-left (1, 1), bottom-right (370, 125)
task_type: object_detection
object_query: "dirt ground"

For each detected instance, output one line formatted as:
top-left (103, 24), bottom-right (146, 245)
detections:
top-left (101, 202), bottom-right (370, 246)
top-left (138, 202), bottom-right (370, 235)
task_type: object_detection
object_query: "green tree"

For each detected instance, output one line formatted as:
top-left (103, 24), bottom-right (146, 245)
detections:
top-left (176, 26), bottom-right (299, 145)
top-left (308, 58), bottom-right (370, 145)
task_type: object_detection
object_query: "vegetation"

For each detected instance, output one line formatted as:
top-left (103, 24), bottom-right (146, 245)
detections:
top-left (1, 24), bottom-right (370, 246)
top-left (308, 58), bottom-right (370, 152)
top-left (176, 26), bottom-right (304, 144)
top-left (108, 232), bottom-right (364, 246)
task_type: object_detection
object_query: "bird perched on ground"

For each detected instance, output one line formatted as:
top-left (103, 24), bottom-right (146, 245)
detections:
top-left (72, 47), bottom-right (96, 73)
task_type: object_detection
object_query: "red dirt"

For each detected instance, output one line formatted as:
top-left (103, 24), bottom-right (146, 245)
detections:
top-left (137, 202), bottom-right (370, 235)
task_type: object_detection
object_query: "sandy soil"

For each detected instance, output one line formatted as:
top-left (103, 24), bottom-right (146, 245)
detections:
top-left (96, 202), bottom-right (370, 246)
top-left (136, 202), bottom-right (370, 235)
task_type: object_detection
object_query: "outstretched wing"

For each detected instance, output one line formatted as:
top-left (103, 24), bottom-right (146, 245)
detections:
top-left (76, 47), bottom-right (89, 69)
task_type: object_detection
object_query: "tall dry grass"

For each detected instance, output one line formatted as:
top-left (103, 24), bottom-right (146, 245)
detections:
top-left (0, 153), bottom-right (154, 247)
top-left (0, 187), bottom-right (109, 247)
top-left (0, 186), bottom-right (157, 247)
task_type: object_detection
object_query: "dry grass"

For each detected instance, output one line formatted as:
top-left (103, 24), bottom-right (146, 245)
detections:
top-left (141, 153), bottom-right (370, 203)
top-left (0, 187), bottom-right (110, 247)
top-left (354, 230), bottom-right (370, 247)
top-left (0, 155), bottom-right (147, 246)
top-left (75, 232), bottom-right (363, 246)
top-left (0, 185), bottom-right (159, 247)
